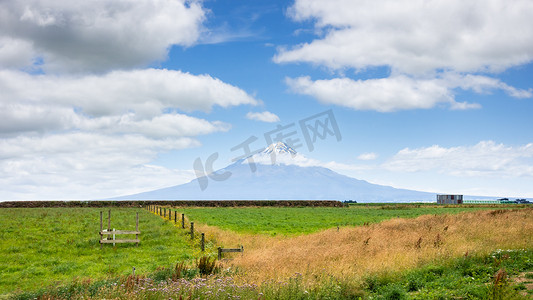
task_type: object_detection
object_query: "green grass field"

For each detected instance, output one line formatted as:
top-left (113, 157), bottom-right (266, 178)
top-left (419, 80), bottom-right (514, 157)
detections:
top-left (0, 207), bottom-right (196, 294)
top-left (0, 204), bottom-right (529, 298)
top-left (178, 204), bottom-right (508, 235)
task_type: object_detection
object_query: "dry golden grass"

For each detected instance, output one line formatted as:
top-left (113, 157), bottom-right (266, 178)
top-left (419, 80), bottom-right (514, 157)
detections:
top-left (192, 208), bottom-right (533, 284)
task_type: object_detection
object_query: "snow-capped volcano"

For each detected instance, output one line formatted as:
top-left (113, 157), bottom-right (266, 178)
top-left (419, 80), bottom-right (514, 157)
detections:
top-left (111, 142), bottom-right (435, 202)
top-left (260, 142), bottom-right (297, 156)
top-left (247, 142), bottom-right (307, 166)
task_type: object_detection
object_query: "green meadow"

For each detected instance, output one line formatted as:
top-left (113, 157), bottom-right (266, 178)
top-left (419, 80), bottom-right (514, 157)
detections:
top-left (178, 204), bottom-right (509, 235)
top-left (0, 207), bottom-right (196, 294)
top-left (1, 204), bottom-right (531, 299)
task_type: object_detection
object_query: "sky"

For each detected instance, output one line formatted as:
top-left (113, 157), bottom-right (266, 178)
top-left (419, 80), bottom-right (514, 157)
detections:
top-left (1, 0), bottom-right (533, 200)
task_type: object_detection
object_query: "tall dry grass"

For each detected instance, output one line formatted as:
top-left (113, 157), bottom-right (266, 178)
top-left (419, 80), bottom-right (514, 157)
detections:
top-left (190, 208), bottom-right (532, 284)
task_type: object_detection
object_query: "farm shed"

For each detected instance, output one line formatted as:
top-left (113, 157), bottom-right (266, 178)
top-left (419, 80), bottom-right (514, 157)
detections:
top-left (437, 194), bottom-right (463, 204)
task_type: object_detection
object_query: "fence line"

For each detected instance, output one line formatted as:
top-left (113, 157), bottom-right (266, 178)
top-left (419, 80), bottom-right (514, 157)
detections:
top-left (147, 205), bottom-right (243, 258)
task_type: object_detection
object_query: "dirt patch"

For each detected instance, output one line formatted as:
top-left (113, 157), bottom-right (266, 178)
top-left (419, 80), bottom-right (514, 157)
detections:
top-left (512, 272), bottom-right (533, 297)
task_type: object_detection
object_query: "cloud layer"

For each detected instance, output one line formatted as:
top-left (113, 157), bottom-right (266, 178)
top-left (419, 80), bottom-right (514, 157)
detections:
top-left (0, 69), bottom-right (257, 136)
top-left (384, 141), bottom-right (533, 178)
top-left (278, 0), bottom-right (533, 112)
top-left (246, 111), bottom-right (280, 123)
top-left (277, 0), bottom-right (533, 74)
top-left (286, 73), bottom-right (531, 112)
top-left (0, 132), bottom-right (198, 200)
top-left (0, 68), bottom-right (259, 200)
top-left (0, 0), bottom-right (206, 73)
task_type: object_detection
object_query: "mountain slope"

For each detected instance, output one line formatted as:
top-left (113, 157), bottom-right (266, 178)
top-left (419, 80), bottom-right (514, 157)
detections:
top-left (112, 142), bottom-right (435, 202)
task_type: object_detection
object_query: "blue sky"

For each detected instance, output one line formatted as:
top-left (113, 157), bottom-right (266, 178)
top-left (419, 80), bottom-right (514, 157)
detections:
top-left (1, 0), bottom-right (532, 200)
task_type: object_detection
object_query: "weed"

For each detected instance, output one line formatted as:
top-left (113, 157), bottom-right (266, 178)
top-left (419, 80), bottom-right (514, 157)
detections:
top-left (490, 209), bottom-right (508, 216)
top-left (150, 266), bottom-right (173, 282)
top-left (488, 268), bottom-right (508, 299)
top-left (124, 274), bottom-right (144, 291)
top-left (172, 261), bottom-right (187, 280)
top-left (433, 233), bottom-right (442, 248)
top-left (197, 255), bottom-right (218, 276)
top-left (414, 237), bottom-right (422, 249)
top-left (377, 284), bottom-right (408, 300)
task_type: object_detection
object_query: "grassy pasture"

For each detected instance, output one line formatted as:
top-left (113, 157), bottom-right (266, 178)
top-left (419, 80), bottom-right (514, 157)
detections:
top-left (1, 204), bottom-right (531, 298)
top-left (5, 205), bottom-right (532, 299)
top-left (178, 204), bottom-right (512, 235)
top-left (0, 207), bottom-right (196, 294)
top-left (224, 207), bottom-right (532, 282)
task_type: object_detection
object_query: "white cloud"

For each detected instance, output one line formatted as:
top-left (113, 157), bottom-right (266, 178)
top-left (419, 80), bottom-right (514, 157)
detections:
top-left (0, 69), bottom-right (258, 136)
top-left (0, 132), bottom-right (199, 200)
top-left (357, 153), bottom-right (378, 161)
top-left (0, 0), bottom-right (206, 72)
top-left (251, 151), bottom-right (373, 172)
top-left (383, 141), bottom-right (533, 178)
top-left (246, 111), bottom-right (280, 123)
top-left (277, 0), bottom-right (533, 112)
top-left (0, 37), bottom-right (36, 69)
top-left (443, 73), bottom-right (533, 99)
top-left (240, 142), bottom-right (533, 197)
top-left (277, 0), bottom-right (533, 74)
top-left (0, 68), bottom-right (259, 200)
top-left (286, 75), bottom-right (453, 112)
top-left (0, 1), bottom-right (268, 200)
top-left (285, 73), bottom-right (530, 112)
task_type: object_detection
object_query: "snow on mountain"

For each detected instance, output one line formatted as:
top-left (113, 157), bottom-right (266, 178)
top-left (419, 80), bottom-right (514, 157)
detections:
top-left (247, 141), bottom-right (316, 167)
top-left (111, 142), bottom-right (435, 202)
top-left (260, 141), bottom-right (297, 156)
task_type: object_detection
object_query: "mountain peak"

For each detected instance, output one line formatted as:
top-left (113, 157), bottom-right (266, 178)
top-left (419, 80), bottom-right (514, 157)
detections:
top-left (261, 142), bottom-right (297, 155)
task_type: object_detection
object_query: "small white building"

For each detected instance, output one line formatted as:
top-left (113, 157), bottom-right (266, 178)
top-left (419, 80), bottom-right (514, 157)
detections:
top-left (437, 194), bottom-right (463, 204)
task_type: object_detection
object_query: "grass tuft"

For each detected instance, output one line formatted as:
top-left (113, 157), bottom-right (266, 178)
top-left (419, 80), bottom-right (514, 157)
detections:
top-left (196, 256), bottom-right (219, 276)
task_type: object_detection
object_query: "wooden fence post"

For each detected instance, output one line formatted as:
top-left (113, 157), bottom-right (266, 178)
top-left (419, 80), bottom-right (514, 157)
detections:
top-left (136, 212), bottom-right (139, 247)
top-left (201, 233), bottom-right (205, 252)
top-left (190, 222), bottom-right (194, 239)
top-left (100, 211), bottom-right (103, 249)
top-left (107, 210), bottom-right (111, 240)
top-left (218, 247), bottom-right (222, 260)
top-left (181, 214), bottom-right (185, 229)
top-left (174, 211), bottom-right (177, 223)
top-left (168, 209), bottom-right (171, 221)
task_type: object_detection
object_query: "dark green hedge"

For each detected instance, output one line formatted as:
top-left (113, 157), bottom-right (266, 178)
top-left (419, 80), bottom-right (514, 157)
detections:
top-left (0, 200), bottom-right (346, 208)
